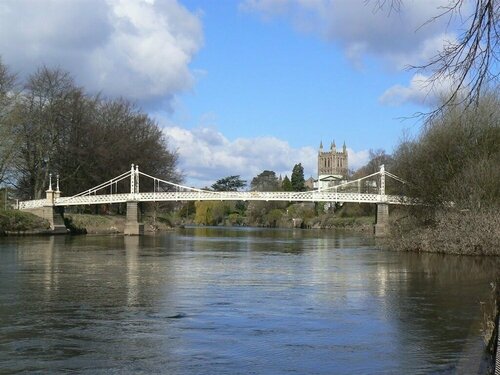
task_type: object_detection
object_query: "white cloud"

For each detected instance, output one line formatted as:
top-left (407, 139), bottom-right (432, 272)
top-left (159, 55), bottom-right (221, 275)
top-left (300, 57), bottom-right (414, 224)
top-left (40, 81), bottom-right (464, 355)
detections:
top-left (241, 0), bottom-right (466, 106)
top-left (0, 0), bottom-right (203, 108)
top-left (241, 0), bottom-right (461, 69)
top-left (388, 32), bottom-right (458, 70)
top-left (347, 148), bottom-right (370, 171)
top-left (379, 73), bottom-right (454, 106)
top-left (164, 125), bottom-right (369, 187)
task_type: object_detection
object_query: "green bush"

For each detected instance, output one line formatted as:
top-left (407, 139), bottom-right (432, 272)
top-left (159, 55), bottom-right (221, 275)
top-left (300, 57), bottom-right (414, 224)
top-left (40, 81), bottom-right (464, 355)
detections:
top-left (64, 216), bottom-right (87, 234)
top-left (0, 210), bottom-right (50, 232)
top-left (227, 213), bottom-right (244, 226)
top-left (337, 203), bottom-right (374, 218)
top-left (265, 209), bottom-right (284, 227)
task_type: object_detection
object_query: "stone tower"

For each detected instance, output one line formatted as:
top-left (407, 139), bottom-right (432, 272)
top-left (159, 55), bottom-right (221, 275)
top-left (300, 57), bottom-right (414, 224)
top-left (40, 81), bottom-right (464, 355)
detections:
top-left (317, 140), bottom-right (348, 189)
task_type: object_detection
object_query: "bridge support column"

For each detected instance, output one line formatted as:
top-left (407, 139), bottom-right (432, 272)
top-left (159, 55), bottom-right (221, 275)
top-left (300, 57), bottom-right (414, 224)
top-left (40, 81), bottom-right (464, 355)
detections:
top-left (124, 201), bottom-right (144, 236)
top-left (26, 205), bottom-right (67, 234)
top-left (25, 175), bottom-right (67, 234)
top-left (374, 203), bottom-right (389, 237)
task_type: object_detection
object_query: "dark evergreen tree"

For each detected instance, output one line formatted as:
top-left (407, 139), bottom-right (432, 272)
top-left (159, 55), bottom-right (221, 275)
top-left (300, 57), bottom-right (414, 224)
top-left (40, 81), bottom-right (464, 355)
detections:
top-left (211, 175), bottom-right (246, 191)
top-left (282, 175), bottom-right (292, 191)
top-left (291, 163), bottom-right (305, 191)
top-left (251, 170), bottom-right (279, 191)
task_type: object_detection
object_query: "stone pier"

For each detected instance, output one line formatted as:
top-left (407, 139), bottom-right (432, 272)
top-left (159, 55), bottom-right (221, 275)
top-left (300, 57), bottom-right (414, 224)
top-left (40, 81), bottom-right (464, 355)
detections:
top-left (25, 186), bottom-right (67, 234)
top-left (374, 165), bottom-right (390, 237)
top-left (124, 201), bottom-right (144, 236)
top-left (374, 203), bottom-right (389, 237)
top-left (27, 205), bottom-right (67, 234)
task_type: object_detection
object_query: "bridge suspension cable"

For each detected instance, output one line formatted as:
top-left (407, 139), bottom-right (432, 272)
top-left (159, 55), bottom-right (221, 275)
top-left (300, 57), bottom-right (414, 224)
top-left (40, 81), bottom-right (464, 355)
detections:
top-left (17, 163), bottom-right (412, 209)
top-left (57, 170), bottom-right (131, 203)
top-left (137, 171), bottom-right (209, 193)
top-left (318, 170), bottom-right (381, 192)
top-left (385, 171), bottom-right (407, 185)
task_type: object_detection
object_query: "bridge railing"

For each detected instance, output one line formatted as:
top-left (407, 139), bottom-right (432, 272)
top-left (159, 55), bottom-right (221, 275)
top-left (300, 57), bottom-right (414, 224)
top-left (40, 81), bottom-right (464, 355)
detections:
top-left (20, 192), bottom-right (411, 208)
top-left (17, 165), bottom-right (412, 208)
top-left (55, 193), bottom-right (132, 206)
top-left (18, 199), bottom-right (47, 210)
top-left (133, 191), bottom-right (406, 204)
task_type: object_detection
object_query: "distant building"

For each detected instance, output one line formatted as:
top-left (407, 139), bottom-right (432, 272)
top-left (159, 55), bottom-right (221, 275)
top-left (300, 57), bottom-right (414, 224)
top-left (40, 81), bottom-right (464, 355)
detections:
top-left (315, 140), bottom-right (348, 190)
top-left (304, 176), bottom-right (315, 190)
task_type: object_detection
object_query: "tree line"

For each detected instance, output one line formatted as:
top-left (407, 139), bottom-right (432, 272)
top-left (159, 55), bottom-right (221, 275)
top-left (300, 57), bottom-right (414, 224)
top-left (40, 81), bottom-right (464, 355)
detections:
top-left (192, 163), bottom-right (308, 226)
top-left (208, 163), bottom-right (307, 193)
top-left (0, 59), bottom-right (180, 200)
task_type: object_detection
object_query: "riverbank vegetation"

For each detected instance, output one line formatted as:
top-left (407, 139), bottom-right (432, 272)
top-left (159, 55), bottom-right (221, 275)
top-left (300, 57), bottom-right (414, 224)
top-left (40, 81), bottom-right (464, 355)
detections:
top-left (181, 166), bottom-right (374, 231)
top-left (388, 93), bottom-right (500, 255)
top-left (0, 209), bottom-right (49, 235)
top-left (189, 200), bottom-right (374, 230)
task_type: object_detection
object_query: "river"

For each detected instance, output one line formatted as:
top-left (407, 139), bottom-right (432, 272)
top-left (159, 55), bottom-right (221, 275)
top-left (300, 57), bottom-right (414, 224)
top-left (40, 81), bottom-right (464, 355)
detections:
top-left (0, 227), bottom-right (498, 374)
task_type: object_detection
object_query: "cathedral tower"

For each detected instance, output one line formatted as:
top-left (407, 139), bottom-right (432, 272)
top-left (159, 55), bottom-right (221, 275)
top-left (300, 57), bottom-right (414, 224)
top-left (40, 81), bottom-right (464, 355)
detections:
top-left (317, 140), bottom-right (348, 189)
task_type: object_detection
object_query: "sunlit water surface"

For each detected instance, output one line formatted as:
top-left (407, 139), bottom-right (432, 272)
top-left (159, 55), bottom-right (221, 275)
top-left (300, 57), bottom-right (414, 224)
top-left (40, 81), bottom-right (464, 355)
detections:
top-left (0, 227), bottom-right (498, 374)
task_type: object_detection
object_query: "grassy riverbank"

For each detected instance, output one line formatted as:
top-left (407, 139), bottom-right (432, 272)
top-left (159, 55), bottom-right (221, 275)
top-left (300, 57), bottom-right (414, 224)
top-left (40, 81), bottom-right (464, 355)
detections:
top-left (64, 214), bottom-right (125, 234)
top-left (0, 210), bottom-right (50, 235)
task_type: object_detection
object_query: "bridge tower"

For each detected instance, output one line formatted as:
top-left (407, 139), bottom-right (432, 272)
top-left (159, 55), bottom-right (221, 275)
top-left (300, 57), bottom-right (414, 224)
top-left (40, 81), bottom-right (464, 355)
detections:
top-left (124, 164), bottom-right (144, 235)
top-left (374, 165), bottom-right (389, 237)
top-left (26, 174), bottom-right (67, 234)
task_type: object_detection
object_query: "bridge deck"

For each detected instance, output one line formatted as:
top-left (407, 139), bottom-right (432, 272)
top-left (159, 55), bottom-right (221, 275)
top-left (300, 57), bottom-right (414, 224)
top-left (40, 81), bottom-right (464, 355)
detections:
top-left (19, 191), bottom-right (408, 209)
top-left (18, 165), bottom-right (412, 210)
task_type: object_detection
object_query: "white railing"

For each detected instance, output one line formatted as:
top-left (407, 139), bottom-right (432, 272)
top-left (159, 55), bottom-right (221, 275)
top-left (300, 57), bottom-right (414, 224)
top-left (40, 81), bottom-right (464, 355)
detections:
top-left (18, 199), bottom-right (47, 210)
top-left (18, 165), bottom-right (413, 209)
top-left (134, 191), bottom-right (385, 203)
top-left (55, 193), bottom-right (131, 206)
top-left (35, 191), bottom-right (410, 206)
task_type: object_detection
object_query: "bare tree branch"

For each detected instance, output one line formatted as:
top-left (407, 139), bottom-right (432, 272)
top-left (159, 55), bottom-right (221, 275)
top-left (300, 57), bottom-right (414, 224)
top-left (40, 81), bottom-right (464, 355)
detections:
top-left (372, 0), bottom-right (499, 119)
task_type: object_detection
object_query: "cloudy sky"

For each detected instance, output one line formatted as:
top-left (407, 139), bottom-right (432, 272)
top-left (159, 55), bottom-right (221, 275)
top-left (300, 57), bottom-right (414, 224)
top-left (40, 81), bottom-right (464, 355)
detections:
top-left (0, 0), bottom-right (463, 187)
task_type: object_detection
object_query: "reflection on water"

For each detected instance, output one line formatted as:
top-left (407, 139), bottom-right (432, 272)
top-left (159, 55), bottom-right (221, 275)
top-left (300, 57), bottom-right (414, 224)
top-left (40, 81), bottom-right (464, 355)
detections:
top-left (0, 228), bottom-right (498, 374)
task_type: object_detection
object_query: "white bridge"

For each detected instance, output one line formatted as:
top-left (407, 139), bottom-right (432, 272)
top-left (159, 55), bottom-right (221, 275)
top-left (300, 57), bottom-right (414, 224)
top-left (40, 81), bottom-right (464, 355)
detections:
top-left (18, 164), bottom-right (409, 209)
top-left (18, 164), bottom-right (409, 236)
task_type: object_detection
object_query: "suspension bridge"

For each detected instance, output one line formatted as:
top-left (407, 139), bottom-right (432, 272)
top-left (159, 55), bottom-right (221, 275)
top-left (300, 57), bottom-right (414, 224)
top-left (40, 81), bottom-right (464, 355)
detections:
top-left (18, 164), bottom-right (410, 236)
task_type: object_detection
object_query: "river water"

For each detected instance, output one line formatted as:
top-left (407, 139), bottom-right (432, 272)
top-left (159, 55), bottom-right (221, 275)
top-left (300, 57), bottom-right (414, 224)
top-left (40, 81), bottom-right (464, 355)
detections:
top-left (0, 227), bottom-right (498, 374)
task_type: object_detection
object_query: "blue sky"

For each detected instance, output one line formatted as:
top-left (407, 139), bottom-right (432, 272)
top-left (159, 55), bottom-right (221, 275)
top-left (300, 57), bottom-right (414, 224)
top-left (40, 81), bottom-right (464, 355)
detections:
top-left (171, 1), bottom-right (418, 149)
top-left (0, 0), bottom-right (459, 186)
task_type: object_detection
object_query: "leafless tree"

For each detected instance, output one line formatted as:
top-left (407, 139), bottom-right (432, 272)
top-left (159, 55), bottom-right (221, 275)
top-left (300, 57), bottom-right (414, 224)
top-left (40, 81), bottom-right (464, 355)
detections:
top-left (392, 93), bottom-right (500, 210)
top-left (13, 66), bottom-right (80, 198)
top-left (0, 58), bottom-right (19, 186)
top-left (10, 66), bottom-right (180, 200)
top-left (373, 0), bottom-right (499, 117)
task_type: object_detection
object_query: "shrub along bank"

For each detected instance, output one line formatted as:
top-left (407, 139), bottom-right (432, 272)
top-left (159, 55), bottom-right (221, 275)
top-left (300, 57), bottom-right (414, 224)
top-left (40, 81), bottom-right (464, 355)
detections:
top-left (388, 94), bottom-right (500, 255)
top-left (0, 210), bottom-right (50, 235)
top-left (387, 208), bottom-right (500, 255)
